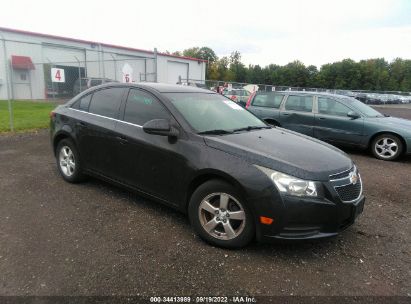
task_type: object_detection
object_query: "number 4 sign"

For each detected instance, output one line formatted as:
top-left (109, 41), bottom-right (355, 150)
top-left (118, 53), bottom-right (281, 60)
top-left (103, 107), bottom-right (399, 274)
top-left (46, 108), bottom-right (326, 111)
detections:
top-left (51, 68), bottom-right (65, 83)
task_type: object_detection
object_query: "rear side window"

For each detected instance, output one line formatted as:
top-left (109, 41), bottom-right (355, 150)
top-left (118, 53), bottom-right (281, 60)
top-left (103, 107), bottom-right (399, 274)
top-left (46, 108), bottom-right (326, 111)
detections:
top-left (285, 95), bottom-right (313, 112)
top-left (252, 93), bottom-right (283, 108)
top-left (123, 89), bottom-right (170, 125)
top-left (88, 88), bottom-right (124, 119)
top-left (71, 94), bottom-right (92, 111)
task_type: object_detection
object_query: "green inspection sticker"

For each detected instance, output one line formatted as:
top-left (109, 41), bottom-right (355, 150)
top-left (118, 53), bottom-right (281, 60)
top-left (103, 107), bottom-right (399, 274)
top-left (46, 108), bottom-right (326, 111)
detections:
top-left (132, 95), bottom-right (153, 105)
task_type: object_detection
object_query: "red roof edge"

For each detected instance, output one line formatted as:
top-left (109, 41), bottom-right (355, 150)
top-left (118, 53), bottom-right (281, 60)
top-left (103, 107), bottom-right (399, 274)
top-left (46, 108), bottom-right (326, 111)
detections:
top-left (11, 55), bottom-right (35, 70)
top-left (0, 27), bottom-right (207, 63)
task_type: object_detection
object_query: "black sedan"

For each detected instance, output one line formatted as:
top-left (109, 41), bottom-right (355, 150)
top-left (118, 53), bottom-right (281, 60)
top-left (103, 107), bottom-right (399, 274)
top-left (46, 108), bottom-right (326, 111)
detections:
top-left (50, 83), bottom-right (365, 248)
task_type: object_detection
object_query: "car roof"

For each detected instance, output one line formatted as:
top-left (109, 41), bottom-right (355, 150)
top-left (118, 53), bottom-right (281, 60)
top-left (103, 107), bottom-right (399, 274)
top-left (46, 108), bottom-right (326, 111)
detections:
top-left (96, 82), bottom-right (213, 93)
top-left (258, 90), bottom-right (351, 98)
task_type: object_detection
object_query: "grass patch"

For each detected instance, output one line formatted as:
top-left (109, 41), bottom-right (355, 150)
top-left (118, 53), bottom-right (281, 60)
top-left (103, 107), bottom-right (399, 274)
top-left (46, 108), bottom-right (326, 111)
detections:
top-left (0, 100), bottom-right (58, 132)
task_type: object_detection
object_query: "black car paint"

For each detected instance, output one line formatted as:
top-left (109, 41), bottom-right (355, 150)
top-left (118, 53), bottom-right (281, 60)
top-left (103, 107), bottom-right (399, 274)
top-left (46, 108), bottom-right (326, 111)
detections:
top-left (51, 83), bottom-right (364, 242)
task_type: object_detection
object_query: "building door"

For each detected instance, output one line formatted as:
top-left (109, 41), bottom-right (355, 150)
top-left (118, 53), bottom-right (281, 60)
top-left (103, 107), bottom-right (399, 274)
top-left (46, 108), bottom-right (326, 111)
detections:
top-left (167, 61), bottom-right (188, 84)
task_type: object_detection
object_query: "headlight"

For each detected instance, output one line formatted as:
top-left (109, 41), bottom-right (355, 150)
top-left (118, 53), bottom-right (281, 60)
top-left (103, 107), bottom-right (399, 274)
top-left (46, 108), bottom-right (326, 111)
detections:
top-left (256, 165), bottom-right (318, 197)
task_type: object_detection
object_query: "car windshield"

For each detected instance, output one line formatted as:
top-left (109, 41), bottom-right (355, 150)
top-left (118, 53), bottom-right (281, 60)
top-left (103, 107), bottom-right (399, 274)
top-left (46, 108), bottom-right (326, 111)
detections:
top-left (340, 96), bottom-right (384, 117)
top-left (165, 93), bottom-right (267, 133)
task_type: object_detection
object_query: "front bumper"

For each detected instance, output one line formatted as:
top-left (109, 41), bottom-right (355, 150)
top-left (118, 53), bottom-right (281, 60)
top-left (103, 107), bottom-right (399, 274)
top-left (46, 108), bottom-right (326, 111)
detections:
top-left (250, 176), bottom-right (365, 242)
top-left (259, 195), bottom-right (365, 242)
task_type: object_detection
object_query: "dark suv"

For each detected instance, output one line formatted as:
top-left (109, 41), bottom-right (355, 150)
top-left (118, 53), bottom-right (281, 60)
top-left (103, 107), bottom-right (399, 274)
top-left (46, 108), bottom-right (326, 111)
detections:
top-left (50, 83), bottom-right (365, 248)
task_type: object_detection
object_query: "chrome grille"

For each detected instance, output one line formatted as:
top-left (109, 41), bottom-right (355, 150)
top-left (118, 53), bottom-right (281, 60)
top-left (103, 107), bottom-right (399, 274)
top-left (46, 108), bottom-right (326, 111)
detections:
top-left (330, 166), bottom-right (363, 202)
top-left (335, 182), bottom-right (362, 202)
top-left (329, 168), bottom-right (351, 181)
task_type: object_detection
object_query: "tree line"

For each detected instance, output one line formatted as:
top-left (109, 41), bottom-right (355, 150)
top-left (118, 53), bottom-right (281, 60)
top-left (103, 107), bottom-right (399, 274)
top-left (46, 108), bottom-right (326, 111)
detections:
top-left (167, 47), bottom-right (411, 92)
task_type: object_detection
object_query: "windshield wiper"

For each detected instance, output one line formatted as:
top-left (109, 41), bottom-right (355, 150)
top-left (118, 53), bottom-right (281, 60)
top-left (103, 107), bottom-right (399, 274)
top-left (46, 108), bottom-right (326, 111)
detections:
top-left (198, 129), bottom-right (233, 135)
top-left (232, 125), bottom-right (271, 132)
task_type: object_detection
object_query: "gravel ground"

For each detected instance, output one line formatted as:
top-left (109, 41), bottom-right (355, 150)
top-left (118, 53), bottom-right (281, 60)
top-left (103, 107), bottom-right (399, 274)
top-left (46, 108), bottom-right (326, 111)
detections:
top-left (0, 107), bottom-right (410, 298)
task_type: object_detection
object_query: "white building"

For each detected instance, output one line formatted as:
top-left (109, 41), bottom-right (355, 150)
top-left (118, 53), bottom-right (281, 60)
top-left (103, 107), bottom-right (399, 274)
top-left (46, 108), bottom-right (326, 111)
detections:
top-left (0, 27), bottom-right (206, 100)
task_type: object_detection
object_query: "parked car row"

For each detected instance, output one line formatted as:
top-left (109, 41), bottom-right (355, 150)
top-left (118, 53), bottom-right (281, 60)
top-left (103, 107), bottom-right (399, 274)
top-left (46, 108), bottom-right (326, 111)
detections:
top-left (335, 91), bottom-right (411, 105)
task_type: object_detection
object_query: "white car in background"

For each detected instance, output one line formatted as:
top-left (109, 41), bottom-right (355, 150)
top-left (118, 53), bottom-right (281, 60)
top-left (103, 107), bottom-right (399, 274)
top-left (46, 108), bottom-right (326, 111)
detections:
top-left (222, 88), bottom-right (251, 107)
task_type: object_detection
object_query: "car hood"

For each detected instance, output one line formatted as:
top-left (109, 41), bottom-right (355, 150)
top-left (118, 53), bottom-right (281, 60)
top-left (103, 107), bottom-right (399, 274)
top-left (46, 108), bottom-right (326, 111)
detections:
top-left (372, 116), bottom-right (411, 130)
top-left (204, 128), bottom-right (353, 181)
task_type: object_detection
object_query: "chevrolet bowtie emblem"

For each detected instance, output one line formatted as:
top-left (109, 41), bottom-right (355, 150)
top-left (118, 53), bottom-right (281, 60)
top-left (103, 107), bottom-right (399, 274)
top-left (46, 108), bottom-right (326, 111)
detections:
top-left (349, 172), bottom-right (358, 185)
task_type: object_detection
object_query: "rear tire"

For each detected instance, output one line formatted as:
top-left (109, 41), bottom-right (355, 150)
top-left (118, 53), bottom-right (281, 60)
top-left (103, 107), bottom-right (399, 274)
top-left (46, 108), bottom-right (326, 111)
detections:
top-left (188, 180), bottom-right (255, 248)
top-left (371, 134), bottom-right (403, 161)
top-left (56, 139), bottom-right (85, 183)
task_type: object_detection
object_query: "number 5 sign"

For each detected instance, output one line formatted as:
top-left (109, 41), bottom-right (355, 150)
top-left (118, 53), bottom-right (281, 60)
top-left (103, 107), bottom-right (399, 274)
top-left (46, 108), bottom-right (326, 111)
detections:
top-left (51, 68), bottom-right (65, 83)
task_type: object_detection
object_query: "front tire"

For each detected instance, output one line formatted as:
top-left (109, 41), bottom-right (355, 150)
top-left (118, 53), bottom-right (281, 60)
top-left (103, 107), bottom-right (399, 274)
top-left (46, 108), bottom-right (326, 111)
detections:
top-left (188, 180), bottom-right (255, 248)
top-left (371, 134), bottom-right (403, 161)
top-left (56, 139), bottom-right (85, 183)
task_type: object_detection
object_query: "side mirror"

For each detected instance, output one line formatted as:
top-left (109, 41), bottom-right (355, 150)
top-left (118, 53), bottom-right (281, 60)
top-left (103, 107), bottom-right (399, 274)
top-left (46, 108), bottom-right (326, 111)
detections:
top-left (143, 119), bottom-right (179, 137)
top-left (347, 111), bottom-right (361, 119)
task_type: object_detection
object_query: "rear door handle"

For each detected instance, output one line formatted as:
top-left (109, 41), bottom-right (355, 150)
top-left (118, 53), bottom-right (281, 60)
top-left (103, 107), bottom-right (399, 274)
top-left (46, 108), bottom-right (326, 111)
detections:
top-left (318, 117), bottom-right (326, 120)
top-left (281, 113), bottom-right (290, 116)
top-left (116, 136), bottom-right (128, 144)
top-left (76, 121), bottom-right (88, 128)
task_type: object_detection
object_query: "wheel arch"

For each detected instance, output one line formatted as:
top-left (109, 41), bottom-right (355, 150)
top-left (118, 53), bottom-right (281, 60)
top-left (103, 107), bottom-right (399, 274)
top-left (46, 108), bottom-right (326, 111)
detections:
top-left (184, 169), bottom-right (247, 212)
top-left (368, 131), bottom-right (407, 153)
top-left (53, 130), bottom-right (75, 156)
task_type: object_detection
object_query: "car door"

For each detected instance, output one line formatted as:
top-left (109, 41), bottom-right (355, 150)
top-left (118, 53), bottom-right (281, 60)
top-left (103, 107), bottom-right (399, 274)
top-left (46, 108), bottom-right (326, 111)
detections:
top-left (114, 88), bottom-right (188, 205)
top-left (75, 87), bottom-right (126, 177)
top-left (247, 92), bottom-right (284, 124)
top-left (314, 97), bottom-right (364, 146)
top-left (279, 95), bottom-right (314, 136)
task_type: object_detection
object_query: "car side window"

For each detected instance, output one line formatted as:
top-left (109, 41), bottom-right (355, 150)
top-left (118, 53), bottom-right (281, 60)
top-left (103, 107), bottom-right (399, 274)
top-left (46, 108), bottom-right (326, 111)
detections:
top-left (318, 98), bottom-right (352, 116)
top-left (123, 89), bottom-right (170, 126)
top-left (71, 94), bottom-right (92, 111)
top-left (88, 87), bottom-right (124, 119)
top-left (284, 95), bottom-right (313, 112)
top-left (252, 93), bottom-right (283, 108)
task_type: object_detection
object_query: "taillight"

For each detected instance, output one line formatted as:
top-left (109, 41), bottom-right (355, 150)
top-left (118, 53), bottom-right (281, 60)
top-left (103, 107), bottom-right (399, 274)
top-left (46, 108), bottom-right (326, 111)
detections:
top-left (231, 95), bottom-right (237, 101)
top-left (246, 92), bottom-right (255, 108)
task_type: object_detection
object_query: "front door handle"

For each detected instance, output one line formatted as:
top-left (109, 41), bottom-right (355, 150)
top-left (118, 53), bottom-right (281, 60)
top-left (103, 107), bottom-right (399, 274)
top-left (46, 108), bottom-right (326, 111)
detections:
top-left (318, 117), bottom-right (326, 120)
top-left (116, 136), bottom-right (128, 144)
top-left (281, 113), bottom-right (290, 116)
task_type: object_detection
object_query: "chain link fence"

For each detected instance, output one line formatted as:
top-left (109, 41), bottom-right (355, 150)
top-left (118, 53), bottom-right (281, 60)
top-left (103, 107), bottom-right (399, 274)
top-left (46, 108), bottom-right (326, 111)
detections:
top-left (1, 37), bottom-right (411, 132)
top-left (0, 35), bottom-right (159, 131)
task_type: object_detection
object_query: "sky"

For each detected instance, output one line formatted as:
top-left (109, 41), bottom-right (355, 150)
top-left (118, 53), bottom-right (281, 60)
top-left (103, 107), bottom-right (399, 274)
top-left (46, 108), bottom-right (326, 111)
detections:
top-left (0, 0), bottom-right (410, 68)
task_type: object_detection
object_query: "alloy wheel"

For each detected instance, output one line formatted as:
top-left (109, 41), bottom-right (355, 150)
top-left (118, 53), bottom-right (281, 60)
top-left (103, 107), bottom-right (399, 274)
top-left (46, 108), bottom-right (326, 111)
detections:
top-left (198, 192), bottom-right (246, 240)
top-left (59, 146), bottom-right (76, 177)
top-left (374, 137), bottom-right (399, 159)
